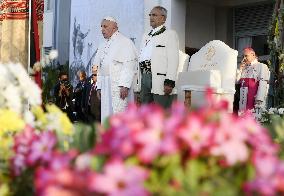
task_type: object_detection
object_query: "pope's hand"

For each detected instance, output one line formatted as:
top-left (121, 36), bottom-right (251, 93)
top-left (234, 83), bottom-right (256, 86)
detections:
top-left (120, 87), bottom-right (129, 100)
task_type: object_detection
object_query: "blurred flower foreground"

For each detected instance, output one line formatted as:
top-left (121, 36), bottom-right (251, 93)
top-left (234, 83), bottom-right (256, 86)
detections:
top-left (1, 62), bottom-right (284, 196)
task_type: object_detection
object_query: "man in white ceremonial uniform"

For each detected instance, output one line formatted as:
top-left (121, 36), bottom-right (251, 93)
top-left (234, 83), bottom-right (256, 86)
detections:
top-left (138, 6), bottom-right (179, 108)
top-left (236, 47), bottom-right (270, 112)
top-left (94, 17), bottom-right (137, 121)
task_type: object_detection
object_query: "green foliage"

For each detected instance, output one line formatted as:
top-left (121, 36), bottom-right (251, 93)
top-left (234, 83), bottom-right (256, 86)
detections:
top-left (71, 122), bottom-right (97, 153)
top-left (261, 109), bottom-right (284, 158)
top-left (42, 62), bottom-right (69, 104)
top-left (12, 169), bottom-right (34, 196)
top-left (144, 155), bottom-right (254, 196)
top-left (267, 2), bottom-right (284, 106)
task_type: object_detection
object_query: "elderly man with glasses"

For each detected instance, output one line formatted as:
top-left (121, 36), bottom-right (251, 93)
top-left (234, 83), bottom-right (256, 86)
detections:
top-left (137, 6), bottom-right (179, 108)
top-left (236, 47), bottom-right (270, 113)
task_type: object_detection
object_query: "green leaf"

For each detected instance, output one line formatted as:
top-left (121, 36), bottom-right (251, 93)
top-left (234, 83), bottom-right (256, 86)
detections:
top-left (90, 156), bottom-right (106, 171)
top-left (71, 122), bottom-right (97, 152)
top-left (184, 159), bottom-right (207, 190)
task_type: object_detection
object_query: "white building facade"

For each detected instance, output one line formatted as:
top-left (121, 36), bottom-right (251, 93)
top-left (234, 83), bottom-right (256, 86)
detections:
top-left (42, 0), bottom-right (274, 66)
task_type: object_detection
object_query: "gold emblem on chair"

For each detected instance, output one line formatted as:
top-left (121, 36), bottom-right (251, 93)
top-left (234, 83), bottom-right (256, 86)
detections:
top-left (205, 46), bottom-right (216, 61)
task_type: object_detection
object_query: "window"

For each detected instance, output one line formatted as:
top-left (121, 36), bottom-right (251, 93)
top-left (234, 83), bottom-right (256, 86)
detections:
top-left (233, 2), bottom-right (274, 61)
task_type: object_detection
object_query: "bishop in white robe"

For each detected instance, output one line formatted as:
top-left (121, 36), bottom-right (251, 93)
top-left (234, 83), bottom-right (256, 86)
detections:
top-left (236, 47), bottom-right (270, 112)
top-left (94, 17), bottom-right (137, 122)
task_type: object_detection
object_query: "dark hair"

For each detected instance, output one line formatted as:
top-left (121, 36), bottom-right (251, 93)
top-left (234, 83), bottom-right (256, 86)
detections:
top-left (59, 71), bottom-right (68, 78)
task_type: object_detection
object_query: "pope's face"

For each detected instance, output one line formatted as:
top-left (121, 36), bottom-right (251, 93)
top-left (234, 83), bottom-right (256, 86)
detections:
top-left (243, 50), bottom-right (256, 65)
top-left (149, 8), bottom-right (165, 28)
top-left (101, 20), bottom-right (117, 39)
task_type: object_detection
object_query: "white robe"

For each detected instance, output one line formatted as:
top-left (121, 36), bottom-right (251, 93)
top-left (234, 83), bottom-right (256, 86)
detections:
top-left (236, 59), bottom-right (270, 110)
top-left (94, 31), bottom-right (137, 121)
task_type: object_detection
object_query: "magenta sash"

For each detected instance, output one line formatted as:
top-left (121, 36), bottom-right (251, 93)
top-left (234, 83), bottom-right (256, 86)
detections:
top-left (240, 78), bottom-right (259, 110)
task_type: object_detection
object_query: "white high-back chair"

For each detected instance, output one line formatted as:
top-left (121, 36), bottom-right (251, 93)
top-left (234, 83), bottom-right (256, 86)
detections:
top-left (177, 40), bottom-right (238, 111)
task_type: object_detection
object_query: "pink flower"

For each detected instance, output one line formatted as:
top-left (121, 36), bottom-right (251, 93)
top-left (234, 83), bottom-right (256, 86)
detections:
top-left (11, 125), bottom-right (37, 175)
top-left (274, 161), bottom-right (284, 193)
top-left (43, 186), bottom-right (81, 196)
top-left (95, 127), bottom-right (135, 158)
top-left (48, 150), bottom-right (78, 170)
top-left (177, 115), bottom-right (213, 156)
top-left (133, 114), bottom-right (179, 163)
top-left (35, 166), bottom-right (97, 196)
top-left (211, 140), bottom-right (249, 165)
top-left (210, 114), bottom-right (249, 165)
top-left (11, 154), bottom-right (26, 175)
top-left (253, 153), bottom-right (279, 178)
top-left (90, 160), bottom-right (149, 196)
top-left (244, 179), bottom-right (276, 196)
top-left (13, 125), bottom-right (36, 146)
top-left (27, 131), bottom-right (57, 165)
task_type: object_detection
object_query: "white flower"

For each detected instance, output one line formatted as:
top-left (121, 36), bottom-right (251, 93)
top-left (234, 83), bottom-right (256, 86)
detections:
top-left (0, 65), bottom-right (9, 88)
top-left (3, 84), bottom-right (22, 113)
top-left (6, 63), bottom-right (42, 107)
top-left (0, 63), bottom-right (42, 114)
top-left (274, 37), bottom-right (279, 47)
top-left (49, 50), bottom-right (58, 60)
top-left (23, 110), bottom-right (35, 126)
top-left (40, 58), bottom-right (47, 68)
top-left (44, 55), bottom-right (51, 65)
top-left (278, 108), bottom-right (284, 114)
top-left (45, 113), bottom-right (61, 132)
top-left (23, 79), bottom-right (42, 106)
top-left (268, 108), bottom-right (277, 114)
top-left (254, 111), bottom-right (262, 120)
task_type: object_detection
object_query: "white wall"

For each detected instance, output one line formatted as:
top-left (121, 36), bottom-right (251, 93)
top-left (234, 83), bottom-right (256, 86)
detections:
top-left (170, 0), bottom-right (186, 51)
top-left (185, 1), bottom-right (216, 49)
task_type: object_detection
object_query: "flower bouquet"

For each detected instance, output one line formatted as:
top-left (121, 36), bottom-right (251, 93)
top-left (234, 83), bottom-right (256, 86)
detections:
top-left (92, 98), bottom-right (284, 195)
top-left (2, 61), bottom-right (284, 195)
top-left (12, 92), bottom-right (283, 195)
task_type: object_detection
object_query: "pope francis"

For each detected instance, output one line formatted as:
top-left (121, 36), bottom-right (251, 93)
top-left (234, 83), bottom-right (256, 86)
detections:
top-left (94, 16), bottom-right (137, 121)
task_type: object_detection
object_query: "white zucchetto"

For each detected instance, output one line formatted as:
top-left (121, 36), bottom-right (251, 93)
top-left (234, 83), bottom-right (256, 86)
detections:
top-left (103, 16), bottom-right (117, 23)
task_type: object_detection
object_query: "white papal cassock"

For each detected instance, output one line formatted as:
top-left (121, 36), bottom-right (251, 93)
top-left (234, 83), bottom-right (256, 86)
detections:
top-left (94, 31), bottom-right (137, 121)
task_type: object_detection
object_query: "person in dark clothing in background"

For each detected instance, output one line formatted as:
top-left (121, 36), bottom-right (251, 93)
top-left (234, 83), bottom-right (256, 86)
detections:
top-left (54, 71), bottom-right (74, 121)
top-left (82, 65), bottom-right (101, 123)
top-left (74, 70), bottom-right (87, 121)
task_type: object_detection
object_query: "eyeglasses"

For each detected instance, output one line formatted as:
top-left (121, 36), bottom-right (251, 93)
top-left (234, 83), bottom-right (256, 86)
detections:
top-left (149, 13), bottom-right (164, 17)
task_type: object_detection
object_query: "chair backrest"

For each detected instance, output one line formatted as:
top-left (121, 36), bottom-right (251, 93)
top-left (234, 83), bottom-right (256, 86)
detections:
top-left (188, 40), bottom-right (238, 93)
top-left (178, 50), bottom-right (190, 75)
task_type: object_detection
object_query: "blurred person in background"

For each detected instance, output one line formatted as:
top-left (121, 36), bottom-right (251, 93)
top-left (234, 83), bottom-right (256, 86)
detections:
top-left (74, 70), bottom-right (87, 121)
top-left (54, 71), bottom-right (74, 121)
